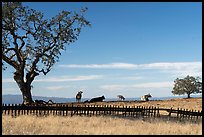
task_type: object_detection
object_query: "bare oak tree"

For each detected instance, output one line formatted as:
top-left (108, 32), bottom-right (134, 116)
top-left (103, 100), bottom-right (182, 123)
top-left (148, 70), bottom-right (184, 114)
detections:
top-left (172, 75), bottom-right (202, 98)
top-left (2, 2), bottom-right (91, 105)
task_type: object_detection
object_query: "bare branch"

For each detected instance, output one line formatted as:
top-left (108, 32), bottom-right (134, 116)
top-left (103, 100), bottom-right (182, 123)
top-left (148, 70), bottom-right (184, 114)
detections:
top-left (2, 54), bottom-right (19, 69)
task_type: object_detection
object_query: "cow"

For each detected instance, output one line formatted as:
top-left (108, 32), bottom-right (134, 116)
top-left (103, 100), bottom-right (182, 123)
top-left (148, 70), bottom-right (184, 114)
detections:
top-left (47, 99), bottom-right (55, 104)
top-left (76, 91), bottom-right (83, 102)
top-left (141, 93), bottom-right (152, 101)
top-left (117, 95), bottom-right (125, 101)
top-left (34, 99), bottom-right (47, 104)
top-left (84, 100), bottom-right (89, 103)
top-left (89, 95), bottom-right (105, 103)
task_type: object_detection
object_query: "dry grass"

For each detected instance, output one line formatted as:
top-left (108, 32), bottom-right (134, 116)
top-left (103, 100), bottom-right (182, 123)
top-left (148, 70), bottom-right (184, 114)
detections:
top-left (2, 115), bottom-right (202, 135)
top-left (2, 97), bottom-right (202, 135)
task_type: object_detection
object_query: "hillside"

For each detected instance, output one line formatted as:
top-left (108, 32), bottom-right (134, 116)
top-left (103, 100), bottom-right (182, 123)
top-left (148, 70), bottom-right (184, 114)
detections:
top-left (66, 97), bottom-right (202, 112)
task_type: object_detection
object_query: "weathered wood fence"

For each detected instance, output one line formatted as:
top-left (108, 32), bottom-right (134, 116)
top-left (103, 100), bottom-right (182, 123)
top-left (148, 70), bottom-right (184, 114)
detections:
top-left (2, 104), bottom-right (202, 122)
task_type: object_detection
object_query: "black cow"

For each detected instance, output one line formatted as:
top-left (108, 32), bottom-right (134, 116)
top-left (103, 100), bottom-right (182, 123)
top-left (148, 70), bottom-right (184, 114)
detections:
top-left (35, 99), bottom-right (47, 104)
top-left (117, 95), bottom-right (125, 101)
top-left (84, 100), bottom-right (89, 103)
top-left (89, 95), bottom-right (105, 103)
top-left (76, 91), bottom-right (83, 102)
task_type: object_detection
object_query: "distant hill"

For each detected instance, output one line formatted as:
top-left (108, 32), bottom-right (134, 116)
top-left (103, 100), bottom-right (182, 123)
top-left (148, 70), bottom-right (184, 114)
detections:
top-left (2, 94), bottom-right (202, 104)
top-left (2, 94), bottom-right (123, 104)
top-left (2, 94), bottom-right (77, 104)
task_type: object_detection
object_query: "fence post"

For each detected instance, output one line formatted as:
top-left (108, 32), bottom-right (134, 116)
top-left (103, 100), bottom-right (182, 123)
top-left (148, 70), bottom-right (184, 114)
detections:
top-left (20, 104), bottom-right (23, 115)
top-left (25, 105), bottom-right (28, 115)
top-left (196, 110), bottom-right (200, 121)
top-left (52, 105), bottom-right (55, 116)
top-left (9, 104), bottom-right (13, 116)
top-left (148, 106), bottom-right (151, 117)
top-left (55, 104), bottom-right (58, 116)
top-left (125, 106), bottom-right (127, 117)
top-left (132, 106), bottom-right (135, 117)
top-left (87, 105), bottom-right (90, 116)
top-left (58, 104), bottom-right (61, 116)
top-left (108, 105), bottom-right (110, 115)
top-left (23, 104), bottom-right (26, 115)
top-left (17, 104), bottom-right (21, 116)
top-left (32, 104), bottom-right (35, 116)
top-left (91, 105), bottom-right (94, 116)
top-left (153, 107), bottom-right (156, 117)
top-left (168, 108), bottom-right (172, 120)
top-left (180, 108), bottom-right (183, 121)
top-left (65, 104), bottom-right (67, 116)
top-left (114, 105), bottom-right (116, 116)
top-left (182, 108), bottom-right (185, 120)
top-left (47, 105), bottom-right (50, 117)
top-left (96, 105), bottom-right (98, 116)
top-left (150, 106), bottom-right (152, 117)
top-left (157, 107), bottom-right (160, 117)
top-left (58, 104), bottom-right (62, 116)
top-left (186, 109), bottom-right (190, 119)
top-left (190, 109), bottom-right (193, 120)
top-left (36, 104), bottom-right (39, 116)
top-left (183, 108), bottom-right (186, 120)
top-left (82, 104), bottom-right (85, 116)
top-left (135, 106), bottom-right (138, 117)
top-left (61, 105), bottom-right (64, 116)
top-left (200, 111), bottom-right (202, 120)
top-left (141, 106), bottom-right (144, 117)
top-left (115, 106), bottom-right (120, 116)
top-left (128, 106), bottom-right (131, 116)
top-left (45, 105), bottom-right (48, 116)
top-left (9, 104), bottom-right (11, 116)
top-left (14, 104), bottom-right (18, 117)
top-left (176, 108), bottom-right (179, 119)
top-left (149, 106), bottom-right (151, 117)
top-left (1, 104), bottom-right (3, 115)
top-left (44, 105), bottom-right (47, 116)
top-left (29, 104), bottom-right (32, 115)
top-left (138, 106), bottom-right (141, 117)
top-left (4, 104), bottom-right (7, 115)
top-left (103, 105), bottom-right (106, 115)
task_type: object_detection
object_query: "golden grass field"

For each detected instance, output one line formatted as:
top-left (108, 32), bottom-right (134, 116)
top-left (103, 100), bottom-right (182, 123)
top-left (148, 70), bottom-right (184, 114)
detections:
top-left (2, 97), bottom-right (202, 135)
top-left (83, 97), bottom-right (202, 111)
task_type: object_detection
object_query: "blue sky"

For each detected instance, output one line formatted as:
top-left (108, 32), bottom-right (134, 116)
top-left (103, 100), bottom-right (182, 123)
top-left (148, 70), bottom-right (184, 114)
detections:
top-left (2, 2), bottom-right (202, 99)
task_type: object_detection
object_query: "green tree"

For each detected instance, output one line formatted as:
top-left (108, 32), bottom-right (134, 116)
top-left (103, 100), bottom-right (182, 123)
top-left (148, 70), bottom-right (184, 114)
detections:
top-left (172, 75), bottom-right (202, 98)
top-left (2, 2), bottom-right (91, 105)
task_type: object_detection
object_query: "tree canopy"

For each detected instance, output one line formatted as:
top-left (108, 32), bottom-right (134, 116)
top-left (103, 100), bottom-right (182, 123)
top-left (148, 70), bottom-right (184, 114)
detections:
top-left (2, 2), bottom-right (91, 104)
top-left (172, 75), bottom-right (202, 98)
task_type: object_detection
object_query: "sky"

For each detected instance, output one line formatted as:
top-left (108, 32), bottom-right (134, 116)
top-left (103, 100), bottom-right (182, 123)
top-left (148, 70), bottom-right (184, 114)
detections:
top-left (2, 2), bottom-right (202, 99)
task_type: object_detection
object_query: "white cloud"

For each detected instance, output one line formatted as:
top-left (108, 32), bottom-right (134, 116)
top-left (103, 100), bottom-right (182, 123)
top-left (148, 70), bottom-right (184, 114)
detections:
top-left (100, 81), bottom-right (174, 92)
top-left (2, 78), bottom-right (15, 83)
top-left (121, 76), bottom-right (143, 80)
top-left (58, 62), bottom-right (201, 70)
top-left (2, 75), bottom-right (103, 83)
top-left (132, 82), bottom-right (173, 88)
top-left (35, 75), bottom-right (103, 82)
top-left (58, 63), bottom-right (137, 69)
top-left (2, 88), bottom-right (18, 94)
top-left (44, 85), bottom-right (71, 91)
top-left (58, 61), bottom-right (202, 77)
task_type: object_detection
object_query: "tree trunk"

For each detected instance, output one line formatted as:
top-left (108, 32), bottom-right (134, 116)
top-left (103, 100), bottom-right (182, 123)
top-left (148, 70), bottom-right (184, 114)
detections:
top-left (21, 85), bottom-right (33, 105)
top-left (187, 93), bottom-right (191, 98)
top-left (14, 72), bottom-right (34, 105)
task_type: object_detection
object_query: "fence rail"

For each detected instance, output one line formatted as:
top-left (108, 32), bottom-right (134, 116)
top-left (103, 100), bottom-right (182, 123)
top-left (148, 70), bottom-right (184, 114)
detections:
top-left (2, 103), bottom-right (202, 122)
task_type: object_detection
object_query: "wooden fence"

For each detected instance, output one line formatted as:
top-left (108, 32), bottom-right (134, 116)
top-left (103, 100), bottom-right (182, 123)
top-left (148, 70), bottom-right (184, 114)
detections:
top-left (2, 104), bottom-right (202, 122)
